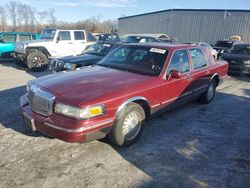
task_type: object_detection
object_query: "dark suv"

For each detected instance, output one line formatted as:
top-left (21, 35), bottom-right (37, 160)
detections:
top-left (213, 40), bottom-right (242, 57)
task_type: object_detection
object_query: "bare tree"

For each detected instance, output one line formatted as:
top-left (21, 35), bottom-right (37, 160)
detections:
top-left (48, 8), bottom-right (57, 27)
top-left (0, 6), bottom-right (7, 32)
top-left (7, 1), bottom-right (18, 31)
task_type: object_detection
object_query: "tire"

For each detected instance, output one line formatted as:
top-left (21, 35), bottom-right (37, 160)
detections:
top-left (26, 51), bottom-right (48, 72)
top-left (199, 79), bottom-right (217, 104)
top-left (108, 102), bottom-right (146, 147)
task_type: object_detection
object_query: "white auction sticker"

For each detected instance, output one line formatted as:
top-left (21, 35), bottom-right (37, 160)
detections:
top-left (149, 48), bottom-right (166, 54)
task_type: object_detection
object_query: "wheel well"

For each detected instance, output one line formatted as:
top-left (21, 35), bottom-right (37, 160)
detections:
top-left (212, 75), bottom-right (220, 86)
top-left (132, 100), bottom-right (151, 120)
top-left (26, 47), bottom-right (51, 58)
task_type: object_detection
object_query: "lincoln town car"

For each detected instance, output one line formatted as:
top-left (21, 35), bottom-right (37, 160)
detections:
top-left (20, 43), bottom-right (228, 146)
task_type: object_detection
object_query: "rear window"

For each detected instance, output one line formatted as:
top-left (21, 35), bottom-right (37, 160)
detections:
top-left (189, 48), bottom-right (207, 70)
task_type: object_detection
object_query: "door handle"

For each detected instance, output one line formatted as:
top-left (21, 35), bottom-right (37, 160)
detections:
top-left (186, 74), bottom-right (193, 81)
top-left (68, 42), bottom-right (73, 44)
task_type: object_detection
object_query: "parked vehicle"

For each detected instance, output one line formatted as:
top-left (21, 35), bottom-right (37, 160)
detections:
top-left (94, 33), bottom-right (120, 42)
top-left (0, 32), bottom-right (39, 60)
top-left (219, 44), bottom-right (250, 75)
top-left (121, 33), bottom-right (169, 43)
top-left (13, 29), bottom-right (96, 71)
top-left (49, 41), bottom-right (120, 72)
top-left (213, 40), bottom-right (242, 57)
top-left (20, 44), bottom-right (228, 146)
top-left (184, 42), bottom-right (218, 59)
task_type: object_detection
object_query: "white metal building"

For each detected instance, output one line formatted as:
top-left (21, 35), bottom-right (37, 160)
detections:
top-left (118, 9), bottom-right (250, 44)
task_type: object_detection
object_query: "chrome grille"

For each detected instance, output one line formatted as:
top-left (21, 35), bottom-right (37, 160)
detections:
top-left (49, 59), bottom-right (64, 71)
top-left (28, 85), bottom-right (55, 116)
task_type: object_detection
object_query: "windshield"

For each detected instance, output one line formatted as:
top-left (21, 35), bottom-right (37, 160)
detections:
top-left (215, 41), bottom-right (233, 48)
top-left (84, 43), bottom-right (114, 56)
top-left (40, 29), bottom-right (56, 40)
top-left (228, 45), bottom-right (250, 55)
top-left (121, 36), bottom-right (155, 43)
top-left (98, 45), bottom-right (169, 76)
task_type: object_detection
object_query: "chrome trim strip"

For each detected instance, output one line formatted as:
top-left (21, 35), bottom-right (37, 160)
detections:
top-left (116, 96), bottom-right (150, 117)
top-left (193, 85), bottom-right (208, 92)
top-left (44, 118), bottom-right (113, 133)
top-left (151, 103), bottom-right (161, 108)
top-left (162, 97), bottom-right (178, 105)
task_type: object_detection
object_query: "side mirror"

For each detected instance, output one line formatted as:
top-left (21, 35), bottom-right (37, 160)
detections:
top-left (56, 36), bottom-right (61, 43)
top-left (168, 70), bottom-right (181, 80)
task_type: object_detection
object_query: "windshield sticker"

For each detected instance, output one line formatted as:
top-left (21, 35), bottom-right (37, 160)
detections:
top-left (150, 48), bottom-right (166, 54)
top-left (103, 44), bottom-right (111, 47)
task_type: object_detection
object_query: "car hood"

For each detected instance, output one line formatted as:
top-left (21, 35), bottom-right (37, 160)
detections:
top-left (221, 53), bottom-right (250, 61)
top-left (33, 66), bottom-right (155, 106)
top-left (18, 39), bottom-right (52, 46)
top-left (58, 53), bottom-right (103, 64)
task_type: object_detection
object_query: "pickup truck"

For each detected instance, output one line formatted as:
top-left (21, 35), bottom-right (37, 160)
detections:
top-left (13, 29), bottom-right (96, 71)
top-left (20, 43), bottom-right (228, 147)
top-left (0, 32), bottom-right (39, 60)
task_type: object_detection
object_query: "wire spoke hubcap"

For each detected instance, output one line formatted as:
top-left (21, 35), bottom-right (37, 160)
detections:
top-left (122, 111), bottom-right (141, 141)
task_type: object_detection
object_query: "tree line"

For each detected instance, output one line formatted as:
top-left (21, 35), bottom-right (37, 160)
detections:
top-left (0, 1), bottom-right (117, 34)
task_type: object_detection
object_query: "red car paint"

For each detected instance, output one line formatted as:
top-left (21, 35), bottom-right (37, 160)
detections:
top-left (20, 44), bottom-right (228, 142)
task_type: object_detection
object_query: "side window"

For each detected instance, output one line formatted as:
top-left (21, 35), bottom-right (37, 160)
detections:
top-left (58, 31), bottom-right (71, 40)
top-left (31, 35), bottom-right (36, 40)
top-left (87, 33), bottom-right (97, 42)
top-left (167, 50), bottom-right (190, 74)
top-left (74, 31), bottom-right (85, 40)
top-left (19, 34), bottom-right (30, 41)
top-left (189, 48), bottom-right (207, 70)
top-left (2, 34), bottom-right (16, 42)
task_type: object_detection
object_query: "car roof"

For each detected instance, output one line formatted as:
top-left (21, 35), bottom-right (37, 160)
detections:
top-left (121, 42), bottom-right (200, 50)
top-left (0, 32), bottom-right (37, 35)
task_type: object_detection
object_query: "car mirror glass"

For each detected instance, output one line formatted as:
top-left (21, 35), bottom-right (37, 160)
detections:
top-left (170, 70), bottom-right (181, 79)
top-left (56, 36), bottom-right (61, 43)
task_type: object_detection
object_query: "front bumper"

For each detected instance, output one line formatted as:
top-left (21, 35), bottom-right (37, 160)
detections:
top-left (12, 52), bottom-right (26, 62)
top-left (20, 94), bottom-right (114, 142)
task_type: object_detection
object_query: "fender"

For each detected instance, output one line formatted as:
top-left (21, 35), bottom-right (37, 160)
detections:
top-left (115, 96), bottom-right (150, 118)
top-left (26, 47), bottom-right (51, 58)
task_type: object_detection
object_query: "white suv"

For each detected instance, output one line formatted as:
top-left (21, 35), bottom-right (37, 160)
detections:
top-left (14, 29), bottom-right (96, 71)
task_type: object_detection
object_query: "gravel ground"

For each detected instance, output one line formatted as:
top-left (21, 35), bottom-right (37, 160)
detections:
top-left (0, 62), bottom-right (250, 188)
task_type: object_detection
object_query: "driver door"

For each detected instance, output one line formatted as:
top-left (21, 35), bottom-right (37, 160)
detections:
top-left (54, 31), bottom-right (75, 57)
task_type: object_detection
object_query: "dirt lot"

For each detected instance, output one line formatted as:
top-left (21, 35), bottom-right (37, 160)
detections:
top-left (0, 62), bottom-right (250, 188)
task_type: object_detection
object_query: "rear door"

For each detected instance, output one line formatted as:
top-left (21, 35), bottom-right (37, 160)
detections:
top-left (188, 48), bottom-right (211, 95)
top-left (160, 49), bottom-right (193, 106)
top-left (73, 31), bottom-right (86, 55)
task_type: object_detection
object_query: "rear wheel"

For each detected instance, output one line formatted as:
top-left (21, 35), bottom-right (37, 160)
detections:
top-left (199, 79), bottom-right (217, 104)
top-left (108, 102), bottom-right (145, 147)
top-left (26, 51), bottom-right (48, 72)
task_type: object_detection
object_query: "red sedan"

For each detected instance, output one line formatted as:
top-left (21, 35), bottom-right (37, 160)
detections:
top-left (20, 43), bottom-right (228, 146)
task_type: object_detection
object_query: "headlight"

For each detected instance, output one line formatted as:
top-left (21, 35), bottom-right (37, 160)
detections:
top-left (244, 60), bottom-right (250, 65)
top-left (55, 103), bottom-right (105, 119)
top-left (63, 63), bottom-right (77, 70)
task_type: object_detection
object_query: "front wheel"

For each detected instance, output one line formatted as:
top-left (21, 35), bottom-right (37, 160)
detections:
top-left (26, 51), bottom-right (48, 72)
top-left (108, 102), bottom-right (145, 147)
top-left (199, 79), bottom-right (217, 104)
